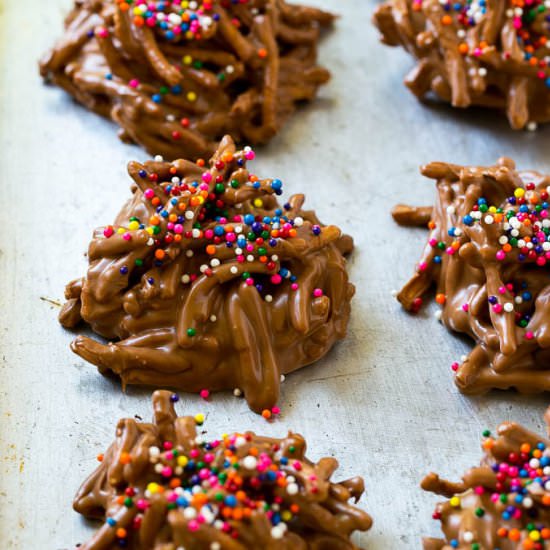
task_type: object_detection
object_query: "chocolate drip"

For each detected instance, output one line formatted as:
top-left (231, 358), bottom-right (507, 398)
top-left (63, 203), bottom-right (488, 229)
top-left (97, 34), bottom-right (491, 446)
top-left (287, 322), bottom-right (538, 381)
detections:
top-left (60, 136), bottom-right (354, 413)
top-left (394, 157), bottom-right (550, 395)
top-left (422, 409), bottom-right (550, 549)
top-left (40, 0), bottom-right (334, 160)
top-left (73, 390), bottom-right (372, 549)
top-left (373, 0), bottom-right (550, 129)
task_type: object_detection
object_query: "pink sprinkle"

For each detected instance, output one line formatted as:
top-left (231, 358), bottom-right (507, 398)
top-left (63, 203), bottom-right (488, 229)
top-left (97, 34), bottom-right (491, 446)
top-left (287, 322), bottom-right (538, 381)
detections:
top-left (462, 303), bottom-right (469, 312)
top-left (174, 224), bottom-right (183, 234)
top-left (418, 262), bottom-right (427, 272)
top-left (496, 250), bottom-right (506, 261)
top-left (103, 226), bottom-right (114, 238)
top-left (201, 172), bottom-right (212, 183)
top-left (451, 362), bottom-right (459, 372)
top-left (313, 288), bottom-right (323, 298)
top-left (498, 286), bottom-right (506, 294)
top-left (525, 331), bottom-right (534, 340)
top-left (123, 232), bottom-right (132, 241)
top-left (144, 188), bottom-right (155, 199)
top-left (188, 520), bottom-right (199, 532)
top-left (271, 406), bottom-right (280, 415)
top-left (493, 304), bottom-right (503, 314)
top-left (291, 283), bottom-right (299, 291)
top-left (129, 79), bottom-right (140, 89)
top-left (245, 151), bottom-right (255, 160)
top-left (200, 389), bottom-right (210, 400)
top-left (271, 274), bottom-right (282, 285)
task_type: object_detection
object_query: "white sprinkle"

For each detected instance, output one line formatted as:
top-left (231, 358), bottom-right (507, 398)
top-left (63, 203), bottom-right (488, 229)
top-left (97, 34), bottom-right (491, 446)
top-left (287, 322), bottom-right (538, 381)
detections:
top-left (181, 274), bottom-right (191, 284)
top-left (527, 121), bottom-right (538, 132)
top-left (280, 374), bottom-right (285, 383)
top-left (233, 388), bottom-right (242, 397)
top-left (154, 155), bottom-right (164, 162)
top-left (294, 217), bottom-right (304, 227)
top-left (265, 294), bottom-right (273, 303)
top-left (287, 483), bottom-right (299, 495)
top-left (183, 507), bottom-right (197, 519)
top-left (242, 456), bottom-right (258, 470)
top-left (185, 210), bottom-right (194, 220)
top-left (186, 250), bottom-right (194, 258)
top-left (210, 315), bottom-right (217, 322)
top-left (210, 258), bottom-right (220, 268)
top-left (503, 303), bottom-right (514, 313)
top-left (230, 266), bottom-right (239, 274)
top-left (463, 532), bottom-right (474, 543)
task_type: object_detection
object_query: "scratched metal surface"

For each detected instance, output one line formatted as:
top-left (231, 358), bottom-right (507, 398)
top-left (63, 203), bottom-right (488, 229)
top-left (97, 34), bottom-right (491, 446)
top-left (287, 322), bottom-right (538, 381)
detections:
top-left (1, 0), bottom-right (550, 548)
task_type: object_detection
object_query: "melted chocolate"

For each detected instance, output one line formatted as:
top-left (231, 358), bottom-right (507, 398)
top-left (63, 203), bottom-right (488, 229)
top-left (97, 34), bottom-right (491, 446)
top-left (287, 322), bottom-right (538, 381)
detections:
top-left (74, 390), bottom-right (372, 549)
top-left (394, 158), bottom-right (550, 395)
top-left (60, 136), bottom-right (354, 413)
top-left (373, 0), bottom-right (550, 129)
top-left (40, 0), bottom-right (334, 160)
top-left (422, 409), bottom-right (550, 549)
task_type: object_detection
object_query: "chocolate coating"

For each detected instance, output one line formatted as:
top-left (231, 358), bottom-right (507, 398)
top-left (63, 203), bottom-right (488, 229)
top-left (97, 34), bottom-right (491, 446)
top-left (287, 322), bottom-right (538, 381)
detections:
top-left (373, 0), bottom-right (550, 129)
top-left (422, 409), bottom-right (550, 549)
top-left (60, 136), bottom-right (354, 413)
top-left (40, 0), bottom-right (334, 160)
top-left (73, 390), bottom-right (372, 549)
top-left (394, 158), bottom-right (550, 395)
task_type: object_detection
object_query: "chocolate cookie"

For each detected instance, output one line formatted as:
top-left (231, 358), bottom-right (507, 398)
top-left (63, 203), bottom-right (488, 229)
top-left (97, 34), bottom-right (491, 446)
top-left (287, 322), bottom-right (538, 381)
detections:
top-left (40, 0), bottom-right (334, 160)
top-left (423, 409), bottom-right (550, 549)
top-left (394, 157), bottom-right (550, 395)
top-left (73, 390), bottom-right (372, 549)
top-left (60, 136), bottom-right (354, 413)
top-left (373, 0), bottom-right (550, 129)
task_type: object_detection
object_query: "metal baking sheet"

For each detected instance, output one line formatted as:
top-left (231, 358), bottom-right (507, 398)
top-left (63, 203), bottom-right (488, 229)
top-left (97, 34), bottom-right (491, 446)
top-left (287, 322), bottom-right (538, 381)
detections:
top-left (2, 0), bottom-right (550, 547)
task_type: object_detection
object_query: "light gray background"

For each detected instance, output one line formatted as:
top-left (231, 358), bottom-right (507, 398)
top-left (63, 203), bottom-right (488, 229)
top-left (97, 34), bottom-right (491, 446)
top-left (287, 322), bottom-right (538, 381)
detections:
top-left (1, 0), bottom-right (550, 547)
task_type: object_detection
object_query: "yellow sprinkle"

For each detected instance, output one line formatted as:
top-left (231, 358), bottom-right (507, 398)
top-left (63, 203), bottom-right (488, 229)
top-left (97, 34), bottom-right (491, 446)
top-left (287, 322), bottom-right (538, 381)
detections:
top-left (147, 482), bottom-right (159, 494)
top-left (530, 531), bottom-right (541, 541)
top-left (194, 413), bottom-right (205, 425)
top-left (177, 455), bottom-right (188, 467)
top-left (187, 91), bottom-right (197, 102)
top-left (514, 188), bottom-right (525, 198)
top-left (281, 510), bottom-right (292, 521)
top-left (253, 198), bottom-right (263, 208)
top-left (449, 496), bottom-right (461, 508)
top-left (488, 206), bottom-right (497, 213)
top-left (146, 227), bottom-right (154, 235)
top-left (117, 227), bottom-right (125, 234)
top-left (128, 221), bottom-right (139, 230)
top-left (183, 55), bottom-right (193, 65)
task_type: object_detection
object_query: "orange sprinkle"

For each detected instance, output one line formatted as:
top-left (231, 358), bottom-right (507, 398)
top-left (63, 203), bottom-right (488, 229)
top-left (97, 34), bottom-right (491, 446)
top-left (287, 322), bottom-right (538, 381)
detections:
top-left (509, 528), bottom-right (521, 541)
top-left (262, 409), bottom-right (272, 419)
top-left (441, 15), bottom-right (452, 25)
top-left (155, 249), bottom-right (166, 260)
top-left (520, 443), bottom-right (531, 453)
top-left (458, 43), bottom-right (469, 55)
top-left (119, 452), bottom-right (131, 465)
top-left (116, 528), bottom-right (127, 538)
top-left (206, 244), bottom-right (216, 255)
top-left (97, 453), bottom-right (104, 462)
top-left (435, 293), bottom-right (446, 305)
top-left (258, 48), bottom-right (268, 58)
